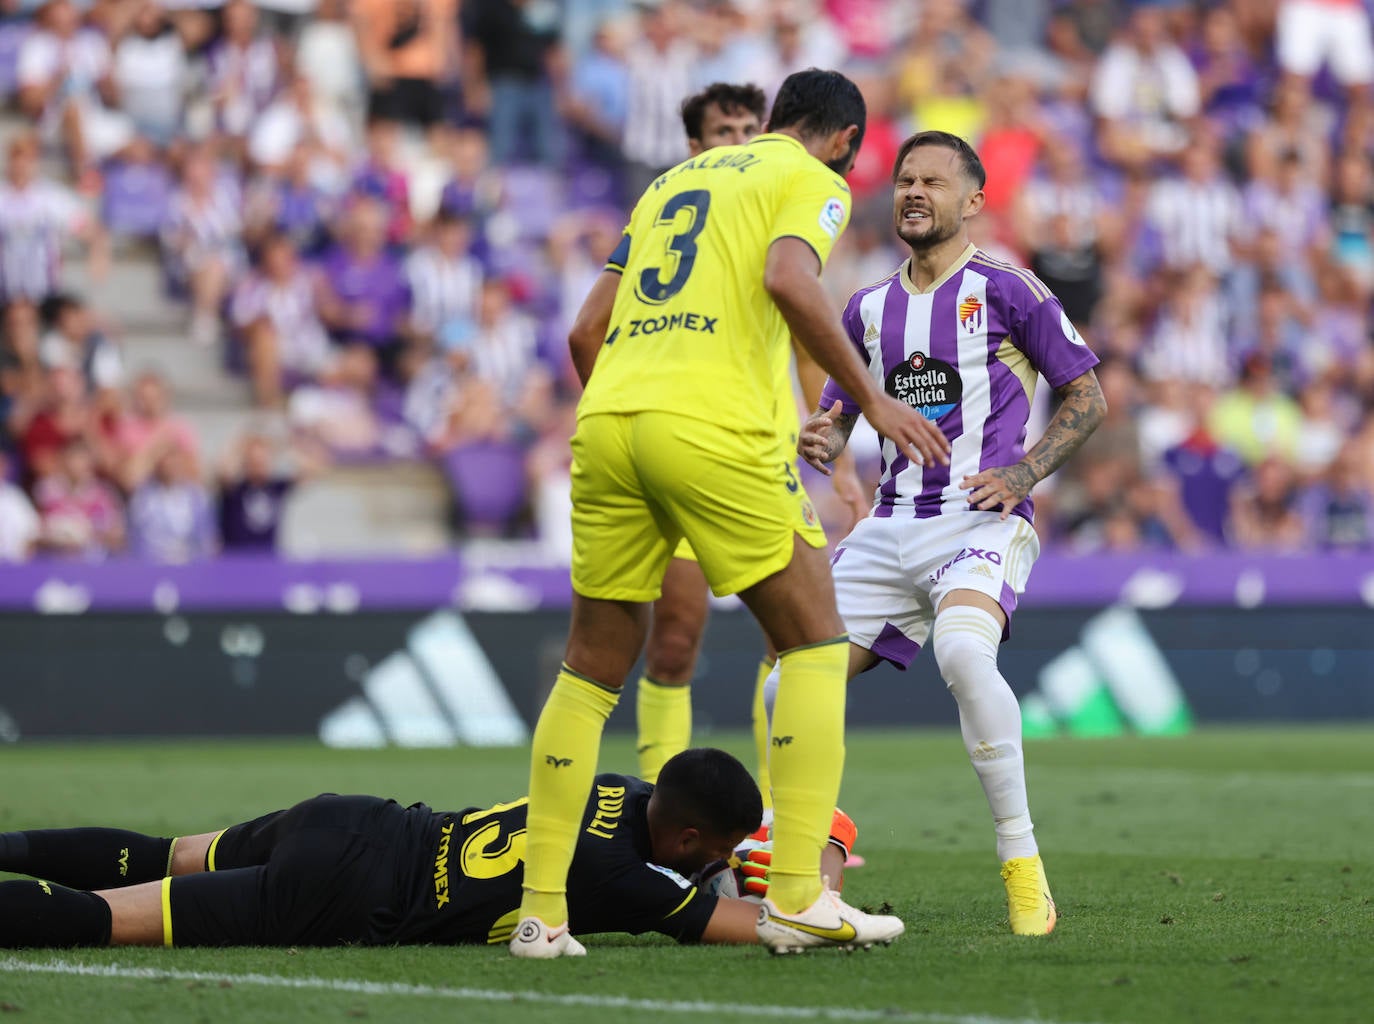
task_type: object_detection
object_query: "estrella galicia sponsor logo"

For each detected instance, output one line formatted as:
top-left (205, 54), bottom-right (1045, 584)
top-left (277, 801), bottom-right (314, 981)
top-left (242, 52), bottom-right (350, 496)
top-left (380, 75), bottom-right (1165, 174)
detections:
top-left (929, 546), bottom-right (1003, 585)
top-left (886, 351), bottom-right (962, 421)
top-left (627, 311), bottom-right (718, 337)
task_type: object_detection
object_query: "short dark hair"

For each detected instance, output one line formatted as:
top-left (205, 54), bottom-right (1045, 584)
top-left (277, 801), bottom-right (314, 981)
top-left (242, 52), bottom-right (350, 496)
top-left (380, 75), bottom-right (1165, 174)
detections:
top-left (767, 68), bottom-right (867, 158)
top-left (655, 748), bottom-right (763, 838)
top-left (39, 292), bottom-right (82, 327)
top-left (680, 82), bottom-right (767, 143)
top-left (892, 131), bottom-right (986, 190)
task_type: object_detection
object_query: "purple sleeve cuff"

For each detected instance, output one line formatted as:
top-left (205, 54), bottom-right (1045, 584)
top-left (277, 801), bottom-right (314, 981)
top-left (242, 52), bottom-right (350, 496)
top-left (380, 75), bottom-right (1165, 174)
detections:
top-left (819, 378), bottom-right (861, 416)
top-left (1042, 349), bottom-right (1100, 390)
top-left (1018, 298), bottom-right (1100, 389)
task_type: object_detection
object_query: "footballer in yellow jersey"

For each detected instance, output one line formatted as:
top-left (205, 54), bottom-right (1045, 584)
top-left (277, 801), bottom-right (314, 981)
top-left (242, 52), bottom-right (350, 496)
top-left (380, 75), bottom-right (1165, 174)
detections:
top-left (571, 130), bottom-right (848, 601)
top-left (582, 134), bottom-right (850, 439)
top-left (566, 84), bottom-right (868, 793)
top-left (514, 70), bottom-right (949, 959)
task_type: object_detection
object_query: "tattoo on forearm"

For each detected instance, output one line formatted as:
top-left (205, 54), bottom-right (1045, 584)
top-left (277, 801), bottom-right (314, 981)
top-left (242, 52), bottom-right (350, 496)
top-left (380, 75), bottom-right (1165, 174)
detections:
top-left (1018, 373), bottom-right (1107, 488)
top-left (826, 412), bottom-right (859, 462)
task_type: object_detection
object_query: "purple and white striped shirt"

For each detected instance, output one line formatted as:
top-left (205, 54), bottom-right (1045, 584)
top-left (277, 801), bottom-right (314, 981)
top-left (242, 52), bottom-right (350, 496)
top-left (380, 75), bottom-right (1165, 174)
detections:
top-left (0, 180), bottom-right (84, 301)
top-left (820, 245), bottom-right (1099, 525)
top-left (160, 177), bottom-right (245, 284)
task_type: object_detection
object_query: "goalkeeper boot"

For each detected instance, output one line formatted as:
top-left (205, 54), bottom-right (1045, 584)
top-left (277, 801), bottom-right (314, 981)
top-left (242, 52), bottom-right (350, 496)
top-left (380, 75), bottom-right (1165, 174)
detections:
top-left (1001, 854), bottom-right (1057, 935)
top-left (508, 917), bottom-right (587, 958)
top-left (756, 879), bottom-right (904, 954)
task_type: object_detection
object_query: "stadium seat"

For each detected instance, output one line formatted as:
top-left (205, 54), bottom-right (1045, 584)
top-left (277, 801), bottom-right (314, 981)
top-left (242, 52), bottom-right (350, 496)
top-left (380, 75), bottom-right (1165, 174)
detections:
top-left (440, 440), bottom-right (529, 536)
top-left (101, 160), bottom-right (175, 240)
top-left (0, 22), bottom-right (29, 101)
top-left (566, 159), bottom-right (620, 210)
top-left (497, 165), bottom-right (564, 242)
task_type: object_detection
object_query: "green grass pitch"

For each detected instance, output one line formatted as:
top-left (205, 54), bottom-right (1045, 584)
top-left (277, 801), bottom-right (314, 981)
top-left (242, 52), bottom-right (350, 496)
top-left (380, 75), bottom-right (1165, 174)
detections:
top-left (1, 727), bottom-right (1371, 1024)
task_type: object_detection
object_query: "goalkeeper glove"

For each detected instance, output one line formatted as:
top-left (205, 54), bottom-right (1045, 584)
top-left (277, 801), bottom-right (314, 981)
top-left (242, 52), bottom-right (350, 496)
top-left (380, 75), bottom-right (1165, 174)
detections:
top-left (736, 807), bottom-right (859, 899)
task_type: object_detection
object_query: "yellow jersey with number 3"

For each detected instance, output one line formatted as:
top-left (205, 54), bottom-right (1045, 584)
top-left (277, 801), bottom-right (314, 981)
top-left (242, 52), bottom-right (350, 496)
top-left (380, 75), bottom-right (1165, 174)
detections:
top-left (579, 133), bottom-right (852, 438)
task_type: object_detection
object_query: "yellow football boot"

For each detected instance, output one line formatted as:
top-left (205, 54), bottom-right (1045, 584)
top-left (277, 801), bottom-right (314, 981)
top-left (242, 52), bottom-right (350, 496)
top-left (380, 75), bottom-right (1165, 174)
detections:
top-left (1000, 854), bottom-right (1057, 935)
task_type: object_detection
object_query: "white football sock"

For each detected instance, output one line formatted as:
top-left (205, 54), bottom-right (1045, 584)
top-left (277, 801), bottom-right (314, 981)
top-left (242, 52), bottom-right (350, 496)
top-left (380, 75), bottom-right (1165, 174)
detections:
top-left (932, 606), bottom-right (1038, 863)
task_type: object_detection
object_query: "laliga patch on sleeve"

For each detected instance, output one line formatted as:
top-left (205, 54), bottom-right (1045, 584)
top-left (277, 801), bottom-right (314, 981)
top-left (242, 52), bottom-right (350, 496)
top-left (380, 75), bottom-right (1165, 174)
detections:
top-left (819, 198), bottom-right (847, 239)
top-left (647, 863), bottom-right (693, 889)
top-left (1061, 309), bottom-right (1087, 346)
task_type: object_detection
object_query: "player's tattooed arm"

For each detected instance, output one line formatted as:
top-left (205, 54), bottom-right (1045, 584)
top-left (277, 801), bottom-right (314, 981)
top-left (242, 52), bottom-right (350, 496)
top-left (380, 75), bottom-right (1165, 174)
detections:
top-left (799, 401), bottom-right (858, 473)
top-left (962, 369), bottom-right (1107, 520)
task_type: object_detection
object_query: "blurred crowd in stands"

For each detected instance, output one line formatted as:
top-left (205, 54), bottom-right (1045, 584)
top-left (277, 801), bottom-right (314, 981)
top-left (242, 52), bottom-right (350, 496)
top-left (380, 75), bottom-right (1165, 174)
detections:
top-left (2, 0), bottom-right (1374, 563)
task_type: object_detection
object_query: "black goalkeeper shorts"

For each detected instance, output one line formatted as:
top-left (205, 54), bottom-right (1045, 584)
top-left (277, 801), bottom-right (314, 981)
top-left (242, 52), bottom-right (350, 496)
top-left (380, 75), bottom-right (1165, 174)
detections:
top-left (167, 794), bottom-right (408, 947)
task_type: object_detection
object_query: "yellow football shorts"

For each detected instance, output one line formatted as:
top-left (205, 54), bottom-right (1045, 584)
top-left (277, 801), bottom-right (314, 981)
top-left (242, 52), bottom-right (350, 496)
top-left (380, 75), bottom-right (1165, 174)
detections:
top-left (570, 411), bottom-right (826, 601)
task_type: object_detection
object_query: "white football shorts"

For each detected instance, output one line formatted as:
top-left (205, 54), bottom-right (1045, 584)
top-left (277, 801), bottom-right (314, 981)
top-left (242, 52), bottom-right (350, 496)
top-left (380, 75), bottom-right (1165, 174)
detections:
top-left (831, 511), bottom-right (1040, 669)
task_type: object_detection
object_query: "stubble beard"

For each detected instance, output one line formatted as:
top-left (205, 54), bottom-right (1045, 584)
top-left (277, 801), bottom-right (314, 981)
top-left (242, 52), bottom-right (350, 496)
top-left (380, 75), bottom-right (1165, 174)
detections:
top-left (898, 215), bottom-right (959, 252)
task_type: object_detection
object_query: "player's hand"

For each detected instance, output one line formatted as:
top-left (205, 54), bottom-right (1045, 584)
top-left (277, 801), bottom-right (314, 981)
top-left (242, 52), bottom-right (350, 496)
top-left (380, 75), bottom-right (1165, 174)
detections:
top-left (739, 847), bottom-right (772, 899)
top-left (798, 400), bottom-right (844, 473)
top-left (864, 395), bottom-right (950, 468)
top-left (962, 462), bottom-right (1037, 520)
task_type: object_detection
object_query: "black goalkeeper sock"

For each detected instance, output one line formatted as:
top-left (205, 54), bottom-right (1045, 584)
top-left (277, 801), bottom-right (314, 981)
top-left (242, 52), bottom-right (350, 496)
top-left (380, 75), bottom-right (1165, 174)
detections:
top-left (0, 828), bottom-right (174, 890)
top-left (0, 880), bottom-right (112, 948)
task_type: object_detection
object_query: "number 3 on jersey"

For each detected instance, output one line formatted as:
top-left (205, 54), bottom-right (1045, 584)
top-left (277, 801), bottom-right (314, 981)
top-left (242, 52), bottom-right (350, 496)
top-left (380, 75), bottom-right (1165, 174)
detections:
top-left (636, 189), bottom-right (711, 305)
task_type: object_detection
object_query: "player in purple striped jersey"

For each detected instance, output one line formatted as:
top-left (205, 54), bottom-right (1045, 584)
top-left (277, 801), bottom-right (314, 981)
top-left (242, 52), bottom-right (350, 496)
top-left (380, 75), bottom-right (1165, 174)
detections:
top-left (796, 131), bottom-right (1107, 935)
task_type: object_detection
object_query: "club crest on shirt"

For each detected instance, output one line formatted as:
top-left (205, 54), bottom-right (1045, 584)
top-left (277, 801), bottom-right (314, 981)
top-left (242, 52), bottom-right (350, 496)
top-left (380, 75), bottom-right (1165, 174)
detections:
top-left (958, 293), bottom-right (984, 334)
top-left (885, 351), bottom-right (962, 421)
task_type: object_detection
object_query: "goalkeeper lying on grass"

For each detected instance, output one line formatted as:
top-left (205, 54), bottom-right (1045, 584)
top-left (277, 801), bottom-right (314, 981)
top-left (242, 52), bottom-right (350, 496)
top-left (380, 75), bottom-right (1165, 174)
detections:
top-left (0, 748), bottom-right (867, 952)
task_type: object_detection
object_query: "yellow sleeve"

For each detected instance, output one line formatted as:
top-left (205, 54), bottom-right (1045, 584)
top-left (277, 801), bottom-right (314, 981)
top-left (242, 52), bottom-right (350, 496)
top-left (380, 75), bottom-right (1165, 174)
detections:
top-left (608, 184), bottom-right (660, 273)
top-left (767, 166), bottom-right (852, 270)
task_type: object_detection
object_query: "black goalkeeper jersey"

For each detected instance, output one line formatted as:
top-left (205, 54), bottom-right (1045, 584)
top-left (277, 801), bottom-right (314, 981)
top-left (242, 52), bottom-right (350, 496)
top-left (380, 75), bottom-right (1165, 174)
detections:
top-left (369, 774), bottom-right (718, 946)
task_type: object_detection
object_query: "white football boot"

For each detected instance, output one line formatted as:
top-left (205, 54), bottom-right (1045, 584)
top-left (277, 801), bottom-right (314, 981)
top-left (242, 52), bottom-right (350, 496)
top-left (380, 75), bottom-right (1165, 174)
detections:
top-left (756, 882), bottom-right (904, 954)
top-left (508, 916), bottom-right (588, 958)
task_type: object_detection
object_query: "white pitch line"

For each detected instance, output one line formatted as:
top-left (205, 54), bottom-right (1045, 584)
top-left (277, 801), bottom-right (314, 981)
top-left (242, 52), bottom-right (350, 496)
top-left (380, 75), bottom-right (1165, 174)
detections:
top-left (0, 957), bottom-right (1093, 1024)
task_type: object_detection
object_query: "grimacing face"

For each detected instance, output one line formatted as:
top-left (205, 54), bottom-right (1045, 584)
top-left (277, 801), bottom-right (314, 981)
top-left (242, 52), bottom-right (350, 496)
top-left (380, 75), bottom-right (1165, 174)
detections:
top-left (892, 144), bottom-right (979, 252)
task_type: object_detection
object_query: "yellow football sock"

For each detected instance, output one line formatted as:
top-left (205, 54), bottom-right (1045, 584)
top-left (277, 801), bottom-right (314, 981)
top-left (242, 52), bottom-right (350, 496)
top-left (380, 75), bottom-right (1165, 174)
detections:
top-left (752, 657), bottom-right (775, 811)
top-left (519, 666), bottom-right (620, 925)
top-left (767, 637), bottom-right (848, 913)
top-left (635, 676), bottom-right (691, 783)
